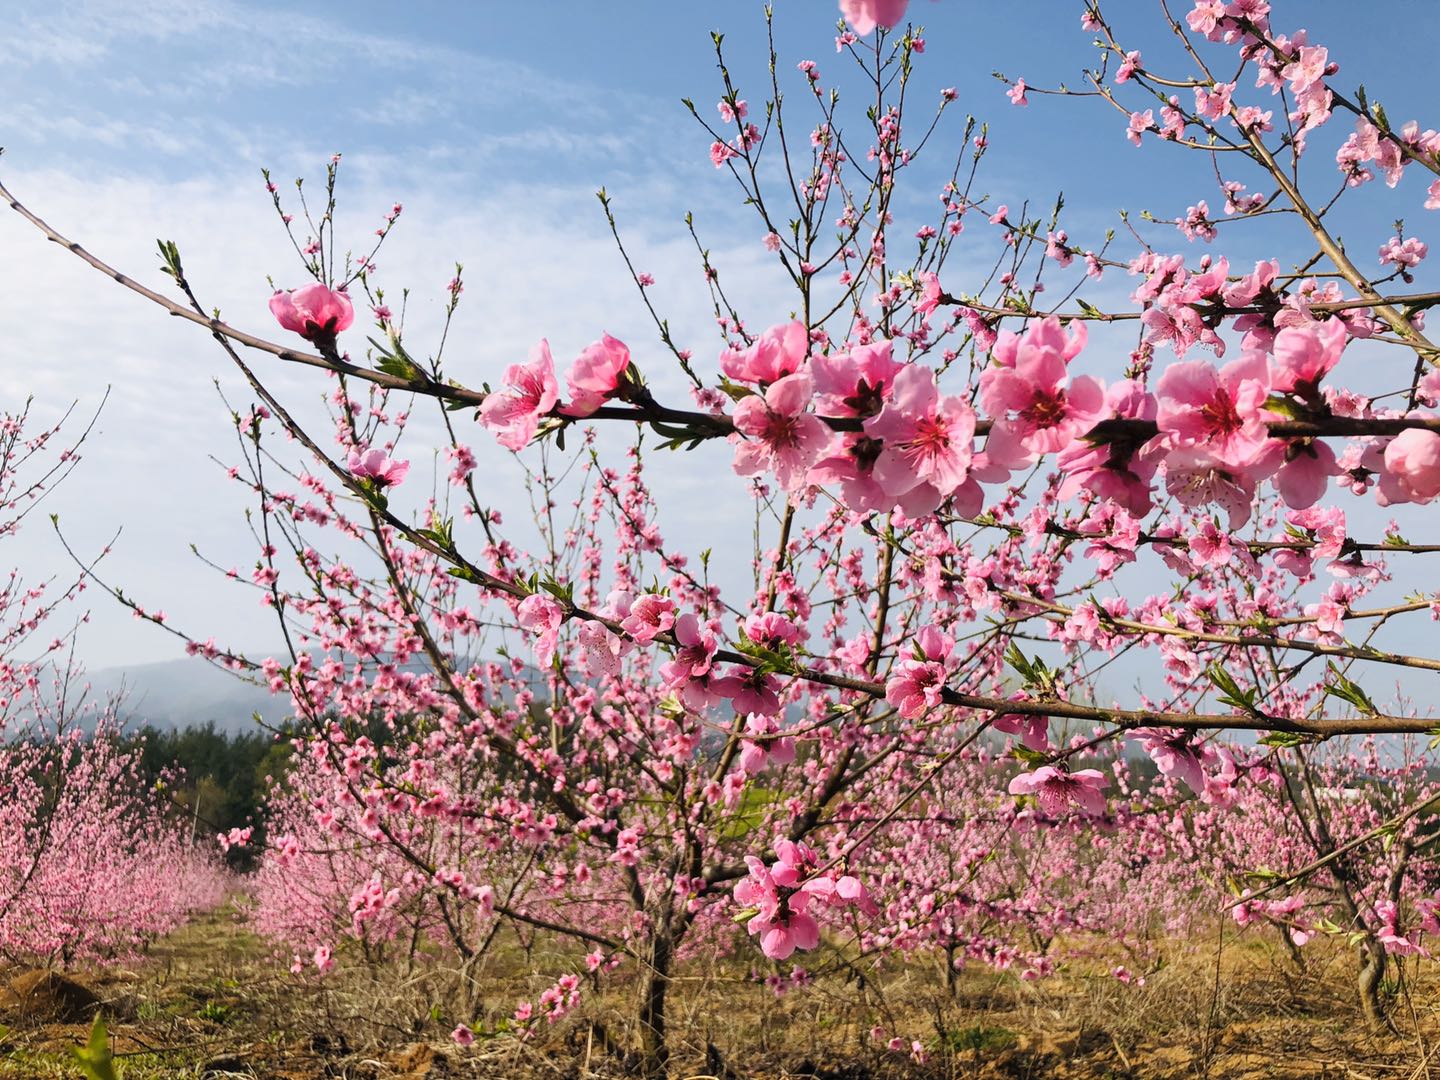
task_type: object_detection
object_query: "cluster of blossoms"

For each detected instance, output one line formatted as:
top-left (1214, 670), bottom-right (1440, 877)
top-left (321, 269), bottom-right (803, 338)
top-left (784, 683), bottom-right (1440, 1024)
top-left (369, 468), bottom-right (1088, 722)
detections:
top-left (733, 839), bottom-right (879, 959)
top-left (241, 0), bottom-right (1440, 1004)
top-left (17, 0), bottom-right (1440, 1068)
top-left (449, 303), bottom-right (1440, 544)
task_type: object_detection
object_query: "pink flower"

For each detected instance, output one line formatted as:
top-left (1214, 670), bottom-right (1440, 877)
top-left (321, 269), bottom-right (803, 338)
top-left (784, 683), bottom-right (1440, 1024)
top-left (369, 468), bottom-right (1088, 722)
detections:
top-left (717, 99), bottom-right (748, 124)
top-left (1193, 81), bottom-right (1234, 121)
top-left (914, 272), bottom-right (943, 319)
top-left (721, 321), bottom-right (810, 385)
top-left (884, 625), bottom-right (951, 718)
top-left (1379, 427), bottom-right (1440, 505)
top-left (756, 906), bottom-right (819, 961)
top-left (833, 875), bottom-right (880, 918)
top-left (659, 612), bottom-right (717, 688)
top-left (1007, 79), bottom-right (1029, 107)
top-left (479, 340), bottom-right (560, 450)
top-left (1163, 450), bottom-right (1258, 528)
top-left (838, 0), bottom-right (909, 35)
top-left (517, 594), bottom-right (564, 667)
top-left (1045, 230), bottom-right (1073, 267)
top-left (1270, 437), bottom-right (1340, 509)
top-left (739, 714), bottom-right (796, 774)
top-left (1155, 352), bottom-right (1271, 469)
top-left (864, 365), bottom-right (976, 507)
top-left (1303, 597), bottom-right (1345, 639)
top-left (745, 611), bottom-right (805, 649)
top-left (452, 1025), bottom-right (475, 1047)
top-left (216, 826), bottom-right (253, 852)
top-left (810, 340), bottom-right (903, 417)
top-left (1189, 519), bottom-right (1233, 568)
top-left (734, 854), bottom-right (820, 961)
top-left (621, 593), bottom-right (675, 644)
top-left (269, 284), bottom-right (354, 344)
top-left (562, 333), bottom-right (632, 417)
top-left (1419, 899), bottom-right (1440, 937)
top-left (1075, 504), bottom-right (1142, 578)
top-left (1008, 766), bottom-right (1108, 816)
top-left (346, 446), bottom-right (410, 488)
top-left (1281, 44), bottom-right (1329, 94)
top-left (577, 619), bottom-right (630, 678)
top-left (1127, 110), bottom-right (1154, 146)
top-left (733, 841), bottom-right (872, 961)
top-left (1270, 320), bottom-right (1346, 395)
top-left (1287, 506), bottom-right (1346, 559)
top-left (1056, 379), bottom-right (1161, 516)
top-left (1376, 900), bottom-right (1428, 957)
top-left (1130, 729), bottom-right (1206, 794)
top-left (981, 317), bottom-right (1103, 463)
top-left (732, 372), bottom-right (833, 492)
top-left (313, 944), bottom-right (334, 973)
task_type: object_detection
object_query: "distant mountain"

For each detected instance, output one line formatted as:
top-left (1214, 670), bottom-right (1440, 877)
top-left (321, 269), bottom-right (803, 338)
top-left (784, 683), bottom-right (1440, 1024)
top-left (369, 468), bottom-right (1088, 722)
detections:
top-left (82, 656), bottom-right (286, 734)
top-left (79, 650), bottom-right (513, 733)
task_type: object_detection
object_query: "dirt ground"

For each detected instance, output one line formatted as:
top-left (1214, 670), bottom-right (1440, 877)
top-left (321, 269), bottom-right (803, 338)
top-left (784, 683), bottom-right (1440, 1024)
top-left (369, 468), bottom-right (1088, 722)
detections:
top-left (2, 903), bottom-right (1439, 1078)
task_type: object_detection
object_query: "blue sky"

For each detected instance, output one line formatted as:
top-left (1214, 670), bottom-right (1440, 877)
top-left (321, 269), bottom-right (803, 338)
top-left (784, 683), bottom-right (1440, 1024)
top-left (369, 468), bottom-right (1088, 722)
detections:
top-left (3, 0), bottom-right (1440, 692)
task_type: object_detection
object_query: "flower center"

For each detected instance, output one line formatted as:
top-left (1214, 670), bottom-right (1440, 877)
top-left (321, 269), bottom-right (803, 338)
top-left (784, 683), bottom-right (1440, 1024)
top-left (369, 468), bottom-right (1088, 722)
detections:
top-left (1021, 390), bottom-right (1067, 429)
top-left (1200, 388), bottom-right (1242, 435)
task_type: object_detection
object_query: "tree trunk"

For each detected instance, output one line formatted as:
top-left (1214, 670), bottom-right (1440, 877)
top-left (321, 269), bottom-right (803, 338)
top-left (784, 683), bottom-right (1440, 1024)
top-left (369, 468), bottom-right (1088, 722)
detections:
top-left (1357, 940), bottom-right (1387, 1031)
top-left (637, 924), bottom-right (674, 1079)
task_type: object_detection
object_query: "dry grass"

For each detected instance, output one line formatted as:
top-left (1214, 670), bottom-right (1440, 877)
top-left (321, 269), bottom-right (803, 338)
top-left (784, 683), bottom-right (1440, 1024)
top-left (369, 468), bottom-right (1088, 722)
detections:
top-left (3, 904), bottom-right (1440, 1078)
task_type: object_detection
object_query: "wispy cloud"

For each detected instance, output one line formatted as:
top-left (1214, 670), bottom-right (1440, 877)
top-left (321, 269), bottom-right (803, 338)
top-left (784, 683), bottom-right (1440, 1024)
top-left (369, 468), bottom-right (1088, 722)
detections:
top-left (0, 149), bottom-right (783, 670)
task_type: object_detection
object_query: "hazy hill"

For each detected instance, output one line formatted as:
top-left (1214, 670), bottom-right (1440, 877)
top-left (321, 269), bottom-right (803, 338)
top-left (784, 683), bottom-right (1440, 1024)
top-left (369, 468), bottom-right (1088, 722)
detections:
top-left (83, 656), bottom-right (285, 734)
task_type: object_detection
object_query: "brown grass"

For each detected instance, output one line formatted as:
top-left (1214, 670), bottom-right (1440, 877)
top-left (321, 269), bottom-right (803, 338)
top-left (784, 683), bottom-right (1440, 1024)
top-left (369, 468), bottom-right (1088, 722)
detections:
top-left (2, 904), bottom-right (1440, 1078)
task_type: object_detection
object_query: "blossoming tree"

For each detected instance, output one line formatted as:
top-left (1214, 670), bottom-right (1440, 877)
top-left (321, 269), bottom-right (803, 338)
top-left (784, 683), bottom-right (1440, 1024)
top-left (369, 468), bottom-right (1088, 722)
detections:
top-left (7, 0), bottom-right (1440, 1069)
top-left (0, 404), bottom-right (227, 967)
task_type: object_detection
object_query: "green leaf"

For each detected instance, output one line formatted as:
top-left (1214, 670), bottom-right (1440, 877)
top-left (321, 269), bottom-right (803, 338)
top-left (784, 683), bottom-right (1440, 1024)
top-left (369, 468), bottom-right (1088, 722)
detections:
top-left (1004, 643), bottom-right (1035, 683)
top-left (1260, 394), bottom-right (1306, 420)
top-left (355, 478), bottom-right (388, 514)
top-left (416, 517), bottom-right (455, 552)
top-left (375, 353), bottom-right (423, 381)
top-left (537, 577), bottom-right (575, 605)
top-left (367, 336), bottom-right (426, 382)
top-left (716, 378), bottom-right (755, 403)
top-left (731, 632), bottom-right (794, 675)
top-left (72, 1015), bottom-right (120, 1080)
top-left (1206, 662), bottom-right (1259, 715)
top-left (1323, 662), bottom-right (1377, 717)
top-left (156, 239), bottom-right (184, 282)
top-left (1258, 731), bottom-right (1314, 749)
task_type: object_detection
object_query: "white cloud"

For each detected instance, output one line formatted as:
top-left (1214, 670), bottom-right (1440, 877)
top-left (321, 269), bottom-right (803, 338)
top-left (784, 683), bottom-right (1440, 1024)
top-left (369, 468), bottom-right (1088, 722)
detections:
top-left (0, 156), bottom-right (788, 670)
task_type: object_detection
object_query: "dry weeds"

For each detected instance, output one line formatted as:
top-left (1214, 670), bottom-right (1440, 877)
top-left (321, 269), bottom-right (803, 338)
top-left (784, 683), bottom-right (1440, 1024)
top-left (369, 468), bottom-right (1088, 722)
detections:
top-left (2, 902), bottom-right (1438, 1078)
